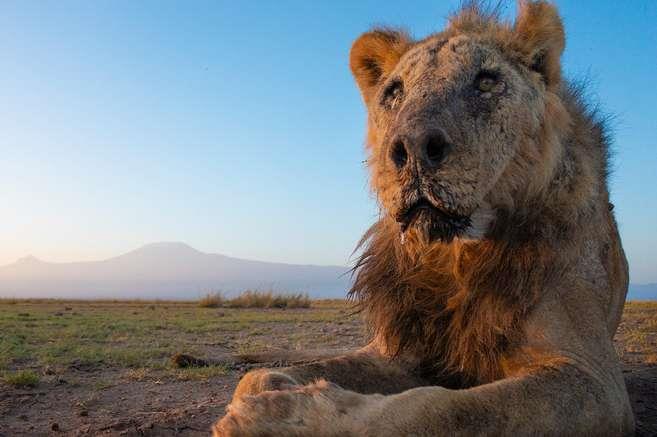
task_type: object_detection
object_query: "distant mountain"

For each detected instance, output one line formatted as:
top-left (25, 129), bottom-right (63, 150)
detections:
top-left (0, 242), bottom-right (351, 300)
top-left (1, 243), bottom-right (653, 301)
top-left (628, 283), bottom-right (657, 301)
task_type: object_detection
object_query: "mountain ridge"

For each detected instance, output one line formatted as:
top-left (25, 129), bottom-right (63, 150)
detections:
top-left (2, 242), bottom-right (344, 269)
top-left (0, 242), bottom-right (351, 300)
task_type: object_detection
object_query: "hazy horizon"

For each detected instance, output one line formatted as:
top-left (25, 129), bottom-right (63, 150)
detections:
top-left (3, 241), bottom-right (657, 288)
top-left (0, 241), bottom-right (350, 268)
top-left (0, 241), bottom-right (353, 300)
top-left (2, 1), bottom-right (656, 283)
top-left (1, 241), bottom-right (654, 301)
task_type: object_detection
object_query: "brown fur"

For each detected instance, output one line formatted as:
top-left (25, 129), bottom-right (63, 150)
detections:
top-left (214, 2), bottom-right (633, 435)
top-left (349, 215), bottom-right (568, 385)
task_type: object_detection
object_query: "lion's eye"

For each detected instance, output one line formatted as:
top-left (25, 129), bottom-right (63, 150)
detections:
top-left (475, 72), bottom-right (498, 93)
top-left (381, 79), bottom-right (404, 110)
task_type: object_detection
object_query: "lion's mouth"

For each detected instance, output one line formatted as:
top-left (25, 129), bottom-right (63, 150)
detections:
top-left (396, 199), bottom-right (435, 233)
top-left (395, 198), bottom-right (471, 242)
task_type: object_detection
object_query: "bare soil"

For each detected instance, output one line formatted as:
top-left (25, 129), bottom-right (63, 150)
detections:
top-left (0, 301), bottom-right (655, 436)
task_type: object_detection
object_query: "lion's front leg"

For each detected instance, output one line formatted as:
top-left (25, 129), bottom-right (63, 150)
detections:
top-left (214, 380), bottom-right (383, 437)
top-left (215, 361), bottom-right (634, 437)
top-left (363, 362), bottom-right (633, 437)
top-left (232, 345), bottom-right (426, 400)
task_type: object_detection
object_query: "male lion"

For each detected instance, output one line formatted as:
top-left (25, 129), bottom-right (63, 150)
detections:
top-left (214, 2), bottom-right (634, 435)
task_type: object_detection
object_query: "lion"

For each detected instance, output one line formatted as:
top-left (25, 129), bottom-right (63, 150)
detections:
top-left (213, 2), bottom-right (634, 435)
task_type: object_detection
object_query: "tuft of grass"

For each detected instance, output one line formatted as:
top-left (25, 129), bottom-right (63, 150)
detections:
top-left (227, 290), bottom-right (311, 309)
top-left (197, 290), bottom-right (311, 309)
top-left (228, 290), bottom-right (272, 308)
top-left (198, 292), bottom-right (224, 308)
top-left (3, 370), bottom-right (40, 388)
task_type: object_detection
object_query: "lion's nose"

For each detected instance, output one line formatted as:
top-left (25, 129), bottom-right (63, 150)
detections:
top-left (389, 131), bottom-right (451, 171)
top-left (422, 132), bottom-right (450, 167)
top-left (390, 140), bottom-right (409, 170)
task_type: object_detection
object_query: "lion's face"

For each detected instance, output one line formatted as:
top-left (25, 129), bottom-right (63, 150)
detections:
top-left (350, 8), bottom-right (565, 243)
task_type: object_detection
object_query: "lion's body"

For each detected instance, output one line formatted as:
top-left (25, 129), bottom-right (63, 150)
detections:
top-left (214, 2), bottom-right (634, 436)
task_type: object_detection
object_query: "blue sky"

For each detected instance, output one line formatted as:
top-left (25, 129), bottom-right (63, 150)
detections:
top-left (1, 1), bottom-right (656, 283)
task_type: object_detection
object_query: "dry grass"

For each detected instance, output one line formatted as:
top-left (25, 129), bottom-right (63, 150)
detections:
top-left (198, 293), bottom-right (224, 308)
top-left (123, 367), bottom-right (150, 381)
top-left (615, 301), bottom-right (657, 363)
top-left (197, 290), bottom-right (311, 309)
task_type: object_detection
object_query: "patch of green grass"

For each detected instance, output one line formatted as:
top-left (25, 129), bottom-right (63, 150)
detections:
top-left (172, 364), bottom-right (229, 381)
top-left (0, 299), bottom-right (353, 372)
top-left (2, 370), bottom-right (39, 388)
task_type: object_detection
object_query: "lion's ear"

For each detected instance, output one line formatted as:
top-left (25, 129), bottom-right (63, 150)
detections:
top-left (350, 29), bottom-right (411, 105)
top-left (513, 1), bottom-right (565, 89)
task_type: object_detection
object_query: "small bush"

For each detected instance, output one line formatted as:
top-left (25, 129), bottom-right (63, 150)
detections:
top-left (227, 290), bottom-right (311, 309)
top-left (3, 370), bottom-right (40, 388)
top-left (198, 292), bottom-right (224, 308)
top-left (228, 290), bottom-right (272, 308)
top-left (269, 292), bottom-right (311, 309)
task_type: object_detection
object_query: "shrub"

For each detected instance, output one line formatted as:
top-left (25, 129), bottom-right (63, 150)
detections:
top-left (286, 293), bottom-right (311, 308)
top-left (229, 290), bottom-right (272, 308)
top-left (198, 292), bottom-right (224, 308)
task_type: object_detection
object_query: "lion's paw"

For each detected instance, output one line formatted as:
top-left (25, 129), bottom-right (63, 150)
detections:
top-left (233, 369), bottom-right (300, 399)
top-left (213, 380), bottom-right (371, 437)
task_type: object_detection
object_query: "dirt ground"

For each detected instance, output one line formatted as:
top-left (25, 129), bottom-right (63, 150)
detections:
top-left (1, 300), bottom-right (655, 436)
